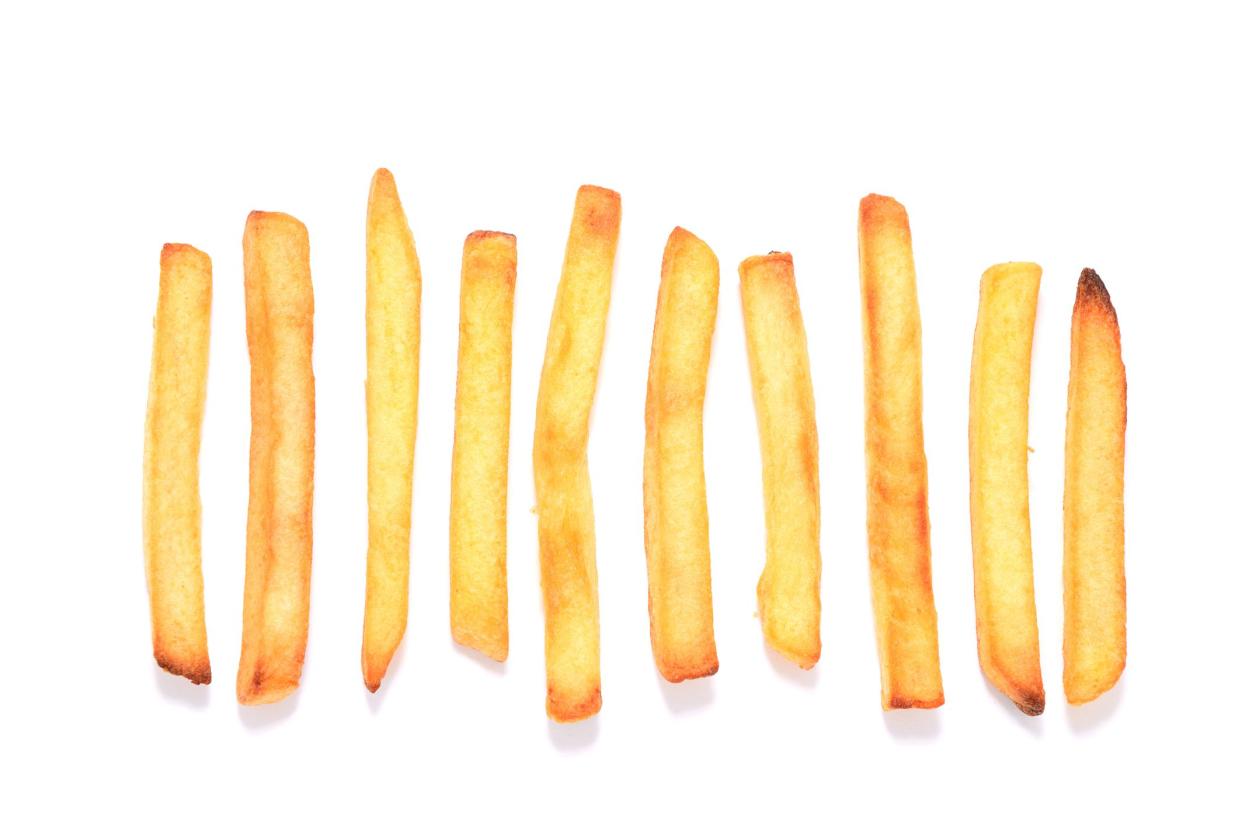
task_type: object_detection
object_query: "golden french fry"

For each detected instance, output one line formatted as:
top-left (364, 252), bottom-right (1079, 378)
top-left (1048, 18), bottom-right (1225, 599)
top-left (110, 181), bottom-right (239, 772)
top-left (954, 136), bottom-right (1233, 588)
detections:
top-left (362, 169), bottom-right (422, 692)
top-left (143, 243), bottom-right (213, 685)
top-left (858, 195), bottom-right (943, 709)
top-left (643, 227), bottom-right (720, 682)
top-left (237, 211), bottom-right (315, 706)
top-left (450, 230), bottom-right (517, 662)
top-left (738, 252), bottom-right (821, 669)
top-left (968, 262), bottom-right (1045, 715)
top-left (1063, 268), bottom-right (1126, 704)
top-left (534, 185), bottom-right (621, 721)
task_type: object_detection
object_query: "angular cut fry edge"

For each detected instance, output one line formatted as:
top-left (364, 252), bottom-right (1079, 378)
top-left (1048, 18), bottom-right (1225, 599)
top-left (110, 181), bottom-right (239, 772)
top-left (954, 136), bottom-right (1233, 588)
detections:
top-left (144, 243), bottom-right (213, 685)
top-left (534, 185), bottom-right (621, 721)
top-left (643, 226), bottom-right (720, 682)
top-left (237, 211), bottom-right (315, 706)
top-left (738, 252), bottom-right (821, 670)
top-left (1063, 268), bottom-right (1127, 704)
top-left (362, 168), bottom-right (422, 692)
top-left (449, 230), bottom-right (516, 663)
top-left (857, 195), bottom-right (943, 709)
top-left (968, 261), bottom-right (1045, 716)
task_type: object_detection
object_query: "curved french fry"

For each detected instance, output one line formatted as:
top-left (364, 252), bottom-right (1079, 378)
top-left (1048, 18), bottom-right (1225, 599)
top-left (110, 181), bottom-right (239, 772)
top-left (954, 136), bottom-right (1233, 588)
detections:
top-left (968, 262), bottom-right (1044, 715)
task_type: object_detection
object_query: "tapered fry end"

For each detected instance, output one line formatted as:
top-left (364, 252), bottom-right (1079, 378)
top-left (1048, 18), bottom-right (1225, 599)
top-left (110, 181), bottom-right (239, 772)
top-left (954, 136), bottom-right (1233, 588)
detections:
top-left (452, 626), bottom-right (509, 663)
top-left (236, 672), bottom-right (300, 706)
top-left (547, 687), bottom-right (602, 723)
top-left (154, 650), bottom-right (211, 686)
top-left (767, 635), bottom-right (820, 671)
top-left (362, 656), bottom-right (386, 693)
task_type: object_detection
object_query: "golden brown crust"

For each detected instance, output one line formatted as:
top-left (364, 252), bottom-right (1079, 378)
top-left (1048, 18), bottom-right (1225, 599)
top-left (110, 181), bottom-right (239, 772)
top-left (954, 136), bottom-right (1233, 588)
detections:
top-left (857, 195), bottom-right (943, 710)
top-left (449, 230), bottom-right (516, 663)
top-left (643, 227), bottom-right (720, 683)
top-left (361, 168), bottom-right (422, 692)
top-left (237, 211), bottom-right (315, 706)
top-left (968, 262), bottom-right (1045, 716)
top-left (144, 243), bottom-right (213, 686)
top-left (738, 252), bottom-right (821, 670)
top-left (1063, 267), bottom-right (1127, 704)
top-left (534, 185), bottom-right (620, 721)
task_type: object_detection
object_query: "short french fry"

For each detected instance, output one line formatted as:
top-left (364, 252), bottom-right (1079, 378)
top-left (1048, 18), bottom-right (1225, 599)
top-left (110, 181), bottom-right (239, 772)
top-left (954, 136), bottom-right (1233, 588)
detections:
top-left (362, 169), bottom-right (422, 692)
top-left (968, 262), bottom-right (1044, 715)
top-left (237, 211), bottom-right (315, 706)
top-left (738, 252), bottom-right (821, 669)
top-left (858, 195), bottom-right (943, 709)
top-left (1063, 268), bottom-right (1126, 704)
top-left (143, 243), bottom-right (213, 685)
top-left (643, 227), bottom-right (720, 682)
top-left (534, 185), bottom-right (621, 722)
top-left (450, 231), bottom-right (516, 663)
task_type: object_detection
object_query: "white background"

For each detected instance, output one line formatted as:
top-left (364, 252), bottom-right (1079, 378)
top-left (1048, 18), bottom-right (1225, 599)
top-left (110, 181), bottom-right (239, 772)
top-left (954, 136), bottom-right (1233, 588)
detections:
top-left (2, 1), bottom-right (1239, 819)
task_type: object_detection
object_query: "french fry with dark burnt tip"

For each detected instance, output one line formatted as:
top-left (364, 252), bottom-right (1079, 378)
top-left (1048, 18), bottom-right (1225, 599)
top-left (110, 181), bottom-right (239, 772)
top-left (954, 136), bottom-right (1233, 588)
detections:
top-left (237, 211), bottom-right (315, 706)
top-left (858, 195), bottom-right (943, 709)
top-left (969, 262), bottom-right (1045, 716)
top-left (534, 185), bottom-right (621, 722)
top-left (643, 227), bottom-right (720, 683)
top-left (143, 243), bottom-right (213, 685)
top-left (738, 252), bottom-right (821, 670)
top-left (362, 169), bottom-right (422, 692)
top-left (1064, 268), bottom-right (1127, 705)
top-left (450, 231), bottom-right (516, 663)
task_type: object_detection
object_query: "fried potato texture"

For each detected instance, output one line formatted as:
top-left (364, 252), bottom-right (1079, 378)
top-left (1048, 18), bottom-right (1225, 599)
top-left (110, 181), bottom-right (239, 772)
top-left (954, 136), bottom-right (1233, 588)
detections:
top-left (738, 252), bottom-right (821, 669)
top-left (450, 231), bottom-right (516, 663)
top-left (362, 169), bottom-right (422, 691)
top-left (1063, 268), bottom-right (1126, 704)
top-left (968, 262), bottom-right (1045, 715)
top-left (143, 243), bottom-right (213, 685)
top-left (237, 211), bottom-right (315, 706)
top-left (643, 227), bottom-right (720, 682)
top-left (533, 185), bottom-right (621, 721)
top-left (857, 195), bottom-right (943, 709)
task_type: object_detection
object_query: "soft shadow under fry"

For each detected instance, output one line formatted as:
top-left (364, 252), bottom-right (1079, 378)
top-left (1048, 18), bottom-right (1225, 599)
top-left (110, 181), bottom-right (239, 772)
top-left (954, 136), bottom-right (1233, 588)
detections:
top-left (548, 715), bottom-right (600, 751)
top-left (764, 642), bottom-right (819, 687)
top-left (882, 707), bottom-right (943, 740)
top-left (1067, 678), bottom-right (1124, 734)
top-left (657, 670), bottom-right (716, 713)
top-left (238, 690), bottom-right (300, 730)
top-left (153, 665), bottom-right (210, 709)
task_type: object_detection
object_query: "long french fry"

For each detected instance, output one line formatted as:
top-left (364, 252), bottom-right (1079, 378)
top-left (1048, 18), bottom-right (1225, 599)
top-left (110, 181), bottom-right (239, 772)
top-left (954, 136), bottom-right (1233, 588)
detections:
top-left (858, 195), bottom-right (943, 709)
top-left (738, 252), bottom-right (821, 669)
top-left (143, 243), bottom-right (213, 685)
top-left (643, 227), bottom-right (720, 682)
top-left (534, 185), bottom-right (621, 722)
top-left (968, 262), bottom-right (1044, 715)
top-left (362, 168), bottom-right (422, 692)
top-left (237, 211), bottom-right (315, 706)
top-left (450, 231), bottom-right (516, 663)
top-left (1063, 268), bottom-right (1126, 704)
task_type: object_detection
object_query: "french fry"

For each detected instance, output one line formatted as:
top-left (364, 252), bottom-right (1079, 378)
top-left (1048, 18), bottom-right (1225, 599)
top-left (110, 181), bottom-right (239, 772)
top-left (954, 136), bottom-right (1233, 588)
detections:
top-left (643, 227), bottom-right (720, 682)
top-left (237, 211), bottom-right (315, 706)
top-left (738, 252), bottom-right (821, 669)
top-left (143, 243), bottom-right (213, 685)
top-left (968, 262), bottom-right (1044, 715)
top-left (362, 169), bottom-right (422, 691)
top-left (1063, 269), bottom-right (1126, 704)
top-left (533, 185), bottom-right (621, 721)
top-left (450, 231), bottom-right (516, 662)
top-left (857, 195), bottom-right (943, 709)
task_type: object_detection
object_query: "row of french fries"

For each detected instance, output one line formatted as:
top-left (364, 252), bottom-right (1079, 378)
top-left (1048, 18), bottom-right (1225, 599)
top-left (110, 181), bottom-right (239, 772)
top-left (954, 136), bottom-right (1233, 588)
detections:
top-left (144, 173), bottom-right (1126, 721)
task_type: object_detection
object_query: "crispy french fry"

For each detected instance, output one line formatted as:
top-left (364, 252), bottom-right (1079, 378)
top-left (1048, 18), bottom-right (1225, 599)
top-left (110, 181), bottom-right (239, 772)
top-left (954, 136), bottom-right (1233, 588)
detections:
top-left (1063, 268), bottom-right (1126, 704)
top-left (143, 243), bottom-right (213, 685)
top-left (643, 227), bottom-right (720, 682)
top-left (968, 262), bottom-right (1045, 715)
top-left (362, 169), bottom-right (422, 691)
top-left (738, 252), bottom-right (821, 669)
top-left (858, 195), bottom-right (943, 709)
top-left (534, 185), bottom-right (621, 721)
top-left (237, 211), bottom-right (315, 706)
top-left (450, 231), bottom-right (516, 663)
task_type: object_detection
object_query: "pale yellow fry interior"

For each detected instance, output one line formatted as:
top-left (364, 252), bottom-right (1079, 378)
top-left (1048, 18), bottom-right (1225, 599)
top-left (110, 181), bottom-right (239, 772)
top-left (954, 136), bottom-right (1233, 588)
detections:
top-left (144, 243), bottom-right (213, 685)
top-left (643, 227), bottom-right (720, 682)
top-left (450, 230), bottom-right (516, 663)
top-left (968, 261), bottom-right (1044, 715)
top-left (534, 185), bottom-right (620, 722)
